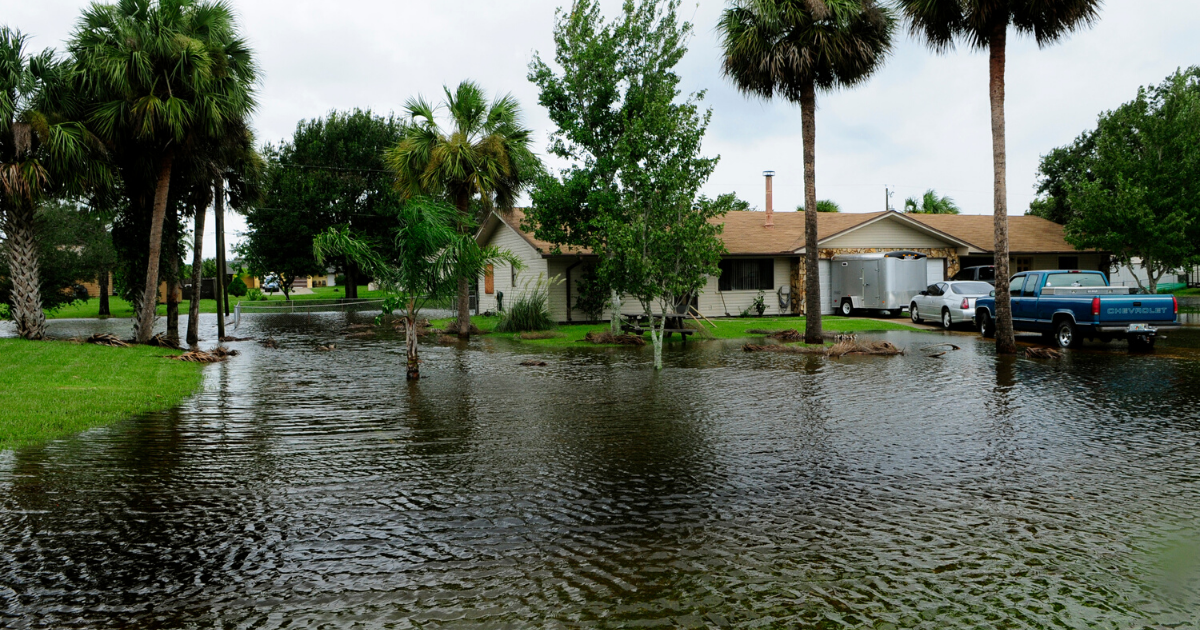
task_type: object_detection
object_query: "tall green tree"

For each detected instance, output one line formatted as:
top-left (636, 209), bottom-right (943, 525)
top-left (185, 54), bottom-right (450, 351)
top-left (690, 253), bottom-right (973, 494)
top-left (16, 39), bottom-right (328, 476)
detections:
top-left (897, 0), bottom-right (1101, 354)
top-left (314, 198), bottom-right (519, 380)
top-left (528, 0), bottom-right (707, 334)
top-left (387, 82), bottom-right (541, 338)
top-left (1063, 68), bottom-right (1200, 294)
top-left (0, 201), bottom-right (111, 317)
top-left (1028, 130), bottom-right (1093, 224)
top-left (0, 27), bottom-right (107, 339)
top-left (719, 0), bottom-right (894, 344)
top-left (904, 189), bottom-right (960, 214)
top-left (70, 0), bottom-right (257, 343)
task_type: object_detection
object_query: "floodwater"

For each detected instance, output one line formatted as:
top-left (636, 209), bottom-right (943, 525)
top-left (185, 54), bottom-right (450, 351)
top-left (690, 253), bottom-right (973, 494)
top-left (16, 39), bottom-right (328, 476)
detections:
top-left (3, 314), bottom-right (1200, 628)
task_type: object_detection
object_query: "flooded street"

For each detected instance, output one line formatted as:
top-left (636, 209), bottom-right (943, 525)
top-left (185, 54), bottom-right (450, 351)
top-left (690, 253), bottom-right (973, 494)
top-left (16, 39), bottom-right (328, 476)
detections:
top-left (3, 314), bottom-right (1200, 628)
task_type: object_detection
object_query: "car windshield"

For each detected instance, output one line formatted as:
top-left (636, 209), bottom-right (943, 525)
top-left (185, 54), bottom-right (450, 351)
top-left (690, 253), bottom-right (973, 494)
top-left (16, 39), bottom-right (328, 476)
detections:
top-left (978, 267), bottom-right (995, 280)
top-left (1044, 272), bottom-right (1106, 288)
top-left (951, 282), bottom-right (993, 295)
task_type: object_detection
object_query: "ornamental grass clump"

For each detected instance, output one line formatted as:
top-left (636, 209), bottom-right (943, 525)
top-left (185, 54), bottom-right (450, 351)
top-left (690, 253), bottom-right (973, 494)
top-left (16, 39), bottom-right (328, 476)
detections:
top-left (496, 275), bottom-right (561, 333)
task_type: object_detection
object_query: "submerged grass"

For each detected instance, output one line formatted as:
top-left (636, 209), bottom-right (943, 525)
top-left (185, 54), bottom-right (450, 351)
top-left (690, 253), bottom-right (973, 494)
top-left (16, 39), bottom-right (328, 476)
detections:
top-left (429, 315), bottom-right (920, 347)
top-left (0, 339), bottom-right (205, 451)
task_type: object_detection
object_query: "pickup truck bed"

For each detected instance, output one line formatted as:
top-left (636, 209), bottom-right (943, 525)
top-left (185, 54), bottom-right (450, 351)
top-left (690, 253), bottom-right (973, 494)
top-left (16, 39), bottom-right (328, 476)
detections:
top-left (974, 270), bottom-right (1179, 350)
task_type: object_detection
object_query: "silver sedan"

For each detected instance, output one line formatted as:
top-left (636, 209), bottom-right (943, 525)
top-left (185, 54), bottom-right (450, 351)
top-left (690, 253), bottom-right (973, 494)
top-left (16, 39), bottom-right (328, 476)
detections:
top-left (909, 281), bottom-right (994, 329)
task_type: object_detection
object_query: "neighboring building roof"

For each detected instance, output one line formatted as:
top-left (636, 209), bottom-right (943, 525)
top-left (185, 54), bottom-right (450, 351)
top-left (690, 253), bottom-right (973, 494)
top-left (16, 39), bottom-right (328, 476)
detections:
top-left (480, 208), bottom-right (1089, 257)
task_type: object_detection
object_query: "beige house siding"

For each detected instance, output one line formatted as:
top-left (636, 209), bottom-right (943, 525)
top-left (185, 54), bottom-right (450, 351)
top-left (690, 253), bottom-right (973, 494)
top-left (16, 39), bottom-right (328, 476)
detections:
top-left (478, 221), bottom-right (548, 314)
top-left (822, 219), bottom-right (952, 249)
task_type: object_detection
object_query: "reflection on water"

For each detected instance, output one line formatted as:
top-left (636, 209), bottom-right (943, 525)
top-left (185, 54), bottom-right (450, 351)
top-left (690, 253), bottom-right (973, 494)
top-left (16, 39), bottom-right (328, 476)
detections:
top-left (2, 315), bottom-right (1200, 628)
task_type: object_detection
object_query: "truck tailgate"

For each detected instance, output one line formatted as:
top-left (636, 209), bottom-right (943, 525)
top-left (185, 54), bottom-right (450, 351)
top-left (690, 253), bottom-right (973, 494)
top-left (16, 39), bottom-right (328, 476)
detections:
top-left (1097, 295), bottom-right (1176, 324)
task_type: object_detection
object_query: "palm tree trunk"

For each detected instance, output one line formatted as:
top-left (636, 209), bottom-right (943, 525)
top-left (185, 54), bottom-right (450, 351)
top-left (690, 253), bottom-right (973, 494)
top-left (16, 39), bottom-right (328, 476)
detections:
top-left (214, 177), bottom-right (227, 340)
top-left (136, 152), bottom-right (174, 344)
top-left (989, 25), bottom-right (1016, 354)
top-left (454, 191), bottom-right (472, 338)
top-left (166, 207), bottom-right (180, 343)
top-left (4, 202), bottom-right (45, 340)
top-left (187, 202), bottom-right (206, 346)
top-left (801, 80), bottom-right (822, 345)
top-left (406, 300), bottom-right (420, 380)
top-left (98, 268), bottom-right (110, 316)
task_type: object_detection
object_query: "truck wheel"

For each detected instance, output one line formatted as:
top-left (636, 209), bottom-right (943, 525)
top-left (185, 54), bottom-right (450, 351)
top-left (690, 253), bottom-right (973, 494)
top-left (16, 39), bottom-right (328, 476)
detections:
top-left (840, 299), bottom-right (854, 317)
top-left (978, 312), bottom-right (994, 338)
top-left (910, 303), bottom-right (922, 324)
top-left (941, 308), bottom-right (953, 330)
top-left (1054, 320), bottom-right (1081, 349)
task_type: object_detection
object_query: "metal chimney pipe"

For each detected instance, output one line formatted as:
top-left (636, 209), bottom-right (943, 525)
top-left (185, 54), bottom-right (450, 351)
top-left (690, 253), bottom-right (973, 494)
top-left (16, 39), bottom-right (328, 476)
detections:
top-left (763, 170), bottom-right (775, 227)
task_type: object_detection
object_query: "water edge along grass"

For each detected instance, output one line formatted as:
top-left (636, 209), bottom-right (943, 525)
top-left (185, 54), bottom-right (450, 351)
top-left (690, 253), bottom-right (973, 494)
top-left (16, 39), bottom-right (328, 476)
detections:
top-left (0, 339), bottom-right (205, 451)
top-left (429, 314), bottom-right (922, 347)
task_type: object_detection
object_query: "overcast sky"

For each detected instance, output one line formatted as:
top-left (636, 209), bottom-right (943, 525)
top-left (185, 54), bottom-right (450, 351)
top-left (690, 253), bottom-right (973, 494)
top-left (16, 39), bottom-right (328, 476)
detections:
top-left (5, 0), bottom-right (1199, 259)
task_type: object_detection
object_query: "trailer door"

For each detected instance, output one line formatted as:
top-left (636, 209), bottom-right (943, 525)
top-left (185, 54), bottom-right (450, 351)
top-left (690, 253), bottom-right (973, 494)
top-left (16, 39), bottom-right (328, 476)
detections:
top-left (927, 258), bottom-right (946, 283)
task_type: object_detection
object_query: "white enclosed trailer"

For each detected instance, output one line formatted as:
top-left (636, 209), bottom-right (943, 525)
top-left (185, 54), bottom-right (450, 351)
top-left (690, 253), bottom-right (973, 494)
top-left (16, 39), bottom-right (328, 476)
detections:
top-left (831, 251), bottom-right (929, 316)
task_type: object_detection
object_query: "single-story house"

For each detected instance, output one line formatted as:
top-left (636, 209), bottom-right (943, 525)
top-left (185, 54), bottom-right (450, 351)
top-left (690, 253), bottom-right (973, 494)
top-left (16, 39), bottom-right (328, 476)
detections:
top-left (475, 209), bottom-right (1106, 321)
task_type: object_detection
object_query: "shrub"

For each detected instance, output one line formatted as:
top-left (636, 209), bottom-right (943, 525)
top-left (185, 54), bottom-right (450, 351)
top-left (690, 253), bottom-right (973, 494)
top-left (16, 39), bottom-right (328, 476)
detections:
top-left (227, 277), bottom-right (248, 297)
top-left (247, 288), bottom-right (265, 301)
top-left (495, 274), bottom-right (561, 333)
top-left (335, 274), bottom-right (346, 286)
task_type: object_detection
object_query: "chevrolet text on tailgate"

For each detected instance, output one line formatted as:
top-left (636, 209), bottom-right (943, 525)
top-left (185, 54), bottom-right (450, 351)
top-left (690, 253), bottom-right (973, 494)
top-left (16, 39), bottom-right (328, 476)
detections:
top-left (974, 270), bottom-right (1179, 350)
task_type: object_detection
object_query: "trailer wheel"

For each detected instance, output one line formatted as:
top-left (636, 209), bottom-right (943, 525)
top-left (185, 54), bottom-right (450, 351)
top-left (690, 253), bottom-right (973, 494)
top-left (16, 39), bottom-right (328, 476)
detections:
top-left (840, 299), bottom-right (854, 316)
top-left (978, 312), bottom-right (995, 338)
top-left (1054, 319), bottom-right (1081, 349)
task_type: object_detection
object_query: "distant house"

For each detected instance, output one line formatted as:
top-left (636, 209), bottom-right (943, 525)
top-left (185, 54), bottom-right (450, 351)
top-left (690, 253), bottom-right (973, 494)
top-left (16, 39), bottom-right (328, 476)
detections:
top-left (475, 209), bottom-right (1106, 321)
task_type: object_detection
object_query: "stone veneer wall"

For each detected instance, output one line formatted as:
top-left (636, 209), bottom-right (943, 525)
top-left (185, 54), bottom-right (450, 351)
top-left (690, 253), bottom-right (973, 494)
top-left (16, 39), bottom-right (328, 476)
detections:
top-left (789, 247), bottom-right (962, 314)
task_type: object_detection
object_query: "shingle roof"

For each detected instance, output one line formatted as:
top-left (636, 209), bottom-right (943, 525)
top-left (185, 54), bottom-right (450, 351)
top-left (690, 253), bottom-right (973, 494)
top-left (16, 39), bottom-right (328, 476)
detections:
top-left (905, 213), bottom-right (1083, 253)
top-left (490, 209), bottom-right (1088, 257)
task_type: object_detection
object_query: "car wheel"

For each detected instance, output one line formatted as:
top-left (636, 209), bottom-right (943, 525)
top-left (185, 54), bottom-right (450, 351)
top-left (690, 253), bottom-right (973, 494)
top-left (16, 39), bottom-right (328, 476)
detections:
top-left (840, 299), bottom-right (853, 316)
top-left (941, 308), bottom-right (953, 330)
top-left (978, 312), bottom-right (994, 338)
top-left (910, 303), bottom-right (921, 323)
top-left (1055, 320), bottom-right (1080, 349)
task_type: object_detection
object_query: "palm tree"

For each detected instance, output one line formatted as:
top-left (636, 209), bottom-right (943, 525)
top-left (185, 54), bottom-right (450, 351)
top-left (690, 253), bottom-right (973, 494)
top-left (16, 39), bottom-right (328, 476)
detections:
top-left (904, 189), bottom-right (960, 214)
top-left (70, 0), bottom-right (257, 343)
top-left (719, 0), bottom-right (894, 344)
top-left (0, 28), bottom-right (107, 339)
top-left (897, 0), bottom-right (1101, 354)
top-left (387, 81), bottom-right (540, 338)
top-left (314, 198), bottom-right (520, 380)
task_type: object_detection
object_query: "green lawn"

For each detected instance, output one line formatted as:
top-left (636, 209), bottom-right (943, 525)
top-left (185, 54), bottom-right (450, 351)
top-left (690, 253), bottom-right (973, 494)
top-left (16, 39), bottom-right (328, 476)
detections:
top-left (48, 285), bottom-right (386, 319)
top-left (0, 339), bottom-right (205, 451)
top-left (429, 314), bottom-right (919, 347)
top-left (1172, 287), bottom-right (1200, 296)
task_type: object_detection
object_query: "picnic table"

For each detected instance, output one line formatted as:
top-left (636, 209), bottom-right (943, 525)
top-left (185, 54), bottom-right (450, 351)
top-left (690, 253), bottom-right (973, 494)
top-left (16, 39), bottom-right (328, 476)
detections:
top-left (620, 314), bottom-right (695, 343)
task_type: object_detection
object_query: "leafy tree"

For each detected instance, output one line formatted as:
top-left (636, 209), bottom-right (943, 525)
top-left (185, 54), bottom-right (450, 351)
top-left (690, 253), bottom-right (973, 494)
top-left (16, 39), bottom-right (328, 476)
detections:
top-left (1028, 131), bottom-right (1093, 224)
top-left (1063, 68), bottom-right (1200, 294)
top-left (720, 0), bottom-right (895, 344)
top-left (0, 28), bottom-right (108, 338)
top-left (897, 0), bottom-right (1102, 354)
top-left (700, 192), bottom-right (754, 213)
top-left (314, 198), bottom-right (520, 380)
top-left (798, 199), bottom-right (842, 213)
top-left (904, 189), bottom-right (960, 214)
top-left (70, 0), bottom-right (257, 343)
top-left (528, 0), bottom-right (706, 335)
top-left (240, 181), bottom-right (324, 301)
top-left (388, 83), bottom-right (541, 338)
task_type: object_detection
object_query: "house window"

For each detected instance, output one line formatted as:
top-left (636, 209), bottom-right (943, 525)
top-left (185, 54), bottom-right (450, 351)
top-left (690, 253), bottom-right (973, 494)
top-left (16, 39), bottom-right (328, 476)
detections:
top-left (484, 264), bottom-right (494, 295)
top-left (511, 263), bottom-right (519, 287)
top-left (1058, 256), bottom-right (1078, 270)
top-left (1014, 257), bottom-right (1033, 273)
top-left (718, 259), bottom-right (774, 291)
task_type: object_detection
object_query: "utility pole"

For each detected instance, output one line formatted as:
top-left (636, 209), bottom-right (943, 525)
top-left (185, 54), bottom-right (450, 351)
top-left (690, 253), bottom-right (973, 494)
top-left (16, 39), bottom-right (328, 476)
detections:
top-left (214, 177), bottom-right (227, 340)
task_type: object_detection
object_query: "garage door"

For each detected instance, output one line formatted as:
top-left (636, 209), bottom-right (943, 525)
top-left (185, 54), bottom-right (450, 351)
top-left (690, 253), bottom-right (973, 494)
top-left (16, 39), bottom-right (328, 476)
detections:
top-left (927, 258), bottom-right (945, 284)
top-left (818, 260), bottom-right (833, 314)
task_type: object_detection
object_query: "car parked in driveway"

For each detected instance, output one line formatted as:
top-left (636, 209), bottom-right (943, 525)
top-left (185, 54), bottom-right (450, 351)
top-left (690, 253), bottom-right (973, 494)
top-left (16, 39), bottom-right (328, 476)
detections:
top-left (910, 281), bottom-right (995, 329)
top-left (951, 265), bottom-right (996, 284)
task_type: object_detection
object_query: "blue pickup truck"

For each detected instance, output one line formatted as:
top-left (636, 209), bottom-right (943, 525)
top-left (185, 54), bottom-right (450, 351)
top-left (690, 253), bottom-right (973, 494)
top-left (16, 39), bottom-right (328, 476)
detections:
top-left (974, 270), bottom-right (1179, 350)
